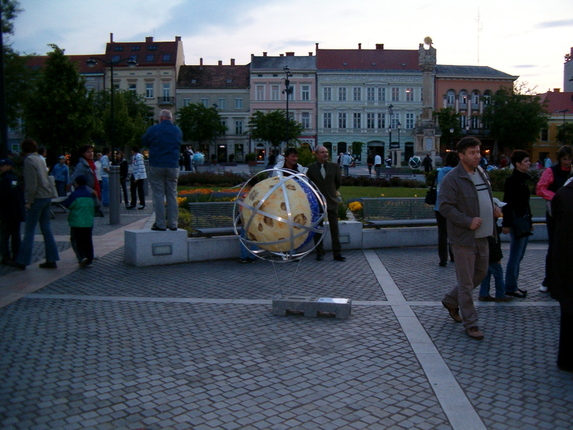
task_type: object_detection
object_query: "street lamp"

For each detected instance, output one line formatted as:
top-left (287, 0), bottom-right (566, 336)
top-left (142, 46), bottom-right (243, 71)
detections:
top-left (86, 56), bottom-right (137, 153)
top-left (449, 127), bottom-right (454, 150)
top-left (282, 66), bottom-right (293, 147)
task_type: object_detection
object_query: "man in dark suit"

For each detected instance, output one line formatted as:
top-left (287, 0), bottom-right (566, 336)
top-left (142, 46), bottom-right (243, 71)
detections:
top-left (306, 146), bottom-right (345, 262)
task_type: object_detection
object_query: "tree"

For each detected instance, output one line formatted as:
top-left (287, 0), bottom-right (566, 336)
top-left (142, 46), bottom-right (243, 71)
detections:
top-left (433, 107), bottom-right (461, 150)
top-left (248, 110), bottom-right (303, 148)
top-left (176, 102), bottom-right (226, 148)
top-left (482, 87), bottom-right (548, 150)
top-left (23, 44), bottom-right (97, 164)
top-left (556, 122), bottom-right (573, 146)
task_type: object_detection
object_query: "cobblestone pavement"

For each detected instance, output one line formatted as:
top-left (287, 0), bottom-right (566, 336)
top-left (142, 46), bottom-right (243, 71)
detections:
top-left (1, 208), bottom-right (572, 429)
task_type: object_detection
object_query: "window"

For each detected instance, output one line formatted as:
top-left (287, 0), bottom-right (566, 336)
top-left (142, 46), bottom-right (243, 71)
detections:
top-left (145, 83), bottom-right (154, 98)
top-left (113, 46), bottom-right (124, 51)
top-left (367, 87), bottom-right (375, 102)
top-left (146, 54), bottom-right (154, 62)
top-left (182, 98), bottom-right (191, 107)
top-left (390, 114), bottom-right (399, 129)
top-left (353, 87), bottom-right (361, 102)
top-left (459, 91), bottom-right (468, 106)
top-left (301, 112), bottom-right (310, 129)
top-left (201, 98), bottom-right (209, 107)
top-left (460, 115), bottom-right (467, 128)
top-left (338, 112), bottom-right (347, 129)
top-left (271, 85), bottom-right (280, 101)
top-left (220, 120), bottom-right (226, 134)
top-left (162, 54), bottom-right (171, 62)
top-left (391, 87), bottom-right (400, 102)
top-left (287, 85), bottom-right (294, 101)
top-left (378, 87), bottom-right (386, 102)
top-left (323, 87), bottom-right (332, 101)
top-left (218, 98), bottom-right (226, 109)
top-left (301, 85), bottom-right (310, 101)
top-left (131, 46), bottom-right (141, 51)
top-left (323, 112), bottom-right (332, 128)
top-left (128, 83), bottom-right (136, 93)
top-left (235, 98), bottom-right (243, 109)
top-left (377, 113), bottom-right (385, 129)
top-left (471, 91), bottom-right (480, 106)
top-left (148, 45), bottom-right (157, 50)
top-left (541, 129), bottom-right (548, 141)
top-left (111, 55), bottom-right (120, 63)
top-left (366, 113), bottom-right (375, 129)
top-left (353, 112), bottom-right (361, 129)
top-left (163, 83), bottom-right (170, 98)
top-left (129, 55), bottom-right (138, 62)
top-left (406, 113), bottom-right (414, 129)
top-left (338, 87), bottom-right (347, 101)
top-left (446, 90), bottom-right (455, 105)
top-left (471, 115), bottom-right (480, 129)
top-left (405, 88), bottom-right (414, 102)
top-left (256, 85), bottom-right (265, 101)
top-left (235, 120), bottom-right (243, 135)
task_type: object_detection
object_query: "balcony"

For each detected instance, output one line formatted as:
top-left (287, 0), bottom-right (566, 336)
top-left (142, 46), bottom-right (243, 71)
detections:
top-left (157, 96), bottom-right (174, 106)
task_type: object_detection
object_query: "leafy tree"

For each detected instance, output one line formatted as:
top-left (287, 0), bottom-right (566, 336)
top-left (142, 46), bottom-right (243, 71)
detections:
top-left (556, 122), bottom-right (573, 146)
top-left (176, 102), bottom-right (226, 148)
top-left (23, 45), bottom-right (98, 164)
top-left (248, 110), bottom-right (303, 148)
top-left (93, 89), bottom-right (152, 150)
top-left (482, 87), bottom-right (548, 150)
top-left (433, 107), bottom-right (461, 150)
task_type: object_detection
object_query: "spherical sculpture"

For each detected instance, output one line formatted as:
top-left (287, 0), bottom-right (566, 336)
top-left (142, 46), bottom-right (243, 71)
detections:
top-left (192, 152), bottom-right (205, 166)
top-left (408, 156), bottom-right (422, 169)
top-left (234, 169), bottom-right (326, 262)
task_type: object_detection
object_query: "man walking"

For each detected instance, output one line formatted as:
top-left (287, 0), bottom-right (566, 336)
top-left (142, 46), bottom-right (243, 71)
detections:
top-left (306, 146), bottom-right (345, 262)
top-left (439, 137), bottom-right (501, 340)
top-left (143, 109), bottom-right (183, 231)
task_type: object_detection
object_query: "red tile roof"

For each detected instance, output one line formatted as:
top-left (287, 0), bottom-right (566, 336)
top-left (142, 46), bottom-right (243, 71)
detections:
top-left (104, 37), bottom-right (180, 68)
top-left (539, 90), bottom-right (573, 113)
top-left (317, 47), bottom-right (419, 71)
top-left (178, 65), bottom-right (250, 89)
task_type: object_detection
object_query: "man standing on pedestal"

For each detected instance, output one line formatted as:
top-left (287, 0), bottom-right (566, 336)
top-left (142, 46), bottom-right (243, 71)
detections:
top-left (306, 146), bottom-right (345, 262)
top-left (439, 137), bottom-right (501, 340)
top-left (143, 109), bottom-right (183, 231)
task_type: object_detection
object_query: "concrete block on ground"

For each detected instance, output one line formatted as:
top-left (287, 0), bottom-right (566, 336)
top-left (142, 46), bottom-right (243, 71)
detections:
top-left (321, 220), bottom-right (363, 251)
top-left (124, 229), bottom-right (189, 266)
top-left (272, 296), bottom-right (352, 319)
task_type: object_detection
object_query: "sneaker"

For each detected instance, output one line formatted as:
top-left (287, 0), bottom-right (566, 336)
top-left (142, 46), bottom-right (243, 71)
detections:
top-left (39, 262), bottom-right (57, 269)
top-left (539, 285), bottom-right (548, 293)
top-left (466, 326), bottom-right (484, 340)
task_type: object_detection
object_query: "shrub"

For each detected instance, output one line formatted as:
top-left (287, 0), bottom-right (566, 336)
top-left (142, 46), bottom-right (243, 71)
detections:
top-left (178, 171), bottom-right (247, 187)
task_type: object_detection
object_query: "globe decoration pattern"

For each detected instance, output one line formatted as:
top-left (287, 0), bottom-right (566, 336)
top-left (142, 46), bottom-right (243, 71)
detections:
top-left (192, 152), bottom-right (205, 165)
top-left (408, 155), bottom-right (422, 169)
top-left (234, 169), bottom-right (326, 262)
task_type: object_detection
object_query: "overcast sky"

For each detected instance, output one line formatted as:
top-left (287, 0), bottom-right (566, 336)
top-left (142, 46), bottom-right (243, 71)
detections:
top-left (10, 0), bottom-right (573, 93)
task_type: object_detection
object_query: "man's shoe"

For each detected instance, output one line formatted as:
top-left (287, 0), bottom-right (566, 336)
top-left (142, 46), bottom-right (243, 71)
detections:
top-left (151, 224), bottom-right (166, 231)
top-left (39, 262), bottom-right (57, 269)
top-left (137, 205), bottom-right (146, 210)
top-left (442, 301), bottom-right (462, 322)
top-left (439, 260), bottom-right (447, 267)
top-left (6, 260), bottom-right (25, 270)
top-left (495, 296), bottom-right (513, 302)
top-left (539, 285), bottom-right (549, 293)
top-left (169, 227), bottom-right (178, 231)
top-left (333, 255), bottom-right (346, 261)
top-left (316, 253), bottom-right (325, 261)
top-left (478, 296), bottom-right (495, 302)
top-left (126, 205), bottom-right (135, 209)
top-left (506, 290), bottom-right (527, 298)
top-left (466, 326), bottom-right (484, 340)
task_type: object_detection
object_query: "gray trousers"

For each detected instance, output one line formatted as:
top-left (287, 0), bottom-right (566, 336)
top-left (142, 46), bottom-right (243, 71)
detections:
top-left (148, 166), bottom-right (180, 229)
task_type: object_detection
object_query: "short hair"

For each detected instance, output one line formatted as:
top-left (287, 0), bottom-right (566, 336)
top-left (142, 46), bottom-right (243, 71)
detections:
top-left (456, 136), bottom-right (481, 154)
top-left (20, 138), bottom-right (37, 154)
top-left (510, 150), bottom-right (529, 167)
top-left (444, 151), bottom-right (459, 167)
top-left (131, 146), bottom-right (140, 153)
top-left (160, 109), bottom-right (172, 120)
top-left (77, 144), bottom-right (94, 159)
top-left (74, 175), bottom-right (87, 186)
top-left (284, 148), bottom-right (298, 157)
top-left (557, 145), bottom-right (572, 161)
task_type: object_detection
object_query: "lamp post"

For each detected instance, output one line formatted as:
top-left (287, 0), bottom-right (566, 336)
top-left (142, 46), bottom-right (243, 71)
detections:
top-left (86, 56), bottom-right (137, 153)
top-left (283, 66), bottom-right (293, 147)
top-left (449, 127), bottom-right (454, 151)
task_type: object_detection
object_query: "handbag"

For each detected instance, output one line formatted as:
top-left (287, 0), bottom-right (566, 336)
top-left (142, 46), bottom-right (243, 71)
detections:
top-left (425, 173), bottom-right (437, 205)
top-left (512, 213), bottom-right (532, 239)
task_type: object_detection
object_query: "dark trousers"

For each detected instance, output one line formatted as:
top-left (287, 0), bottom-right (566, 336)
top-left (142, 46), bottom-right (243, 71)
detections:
top-left (558, 303), bottom-right (573, 371)
top-left (120, 176), bottom-right (129, 204)
top-left (313, 207), bottom-right (341, 256)
top-left (70, 227), bottom-right (93, 264)
top-left (435, 210), bottom-right (453, 263)
top-left (130, 177), bottom-right (145, 207)
top-left (0, 220), bottom-right (21, 262)
top-left (543, 212), bottom-right (556, 288)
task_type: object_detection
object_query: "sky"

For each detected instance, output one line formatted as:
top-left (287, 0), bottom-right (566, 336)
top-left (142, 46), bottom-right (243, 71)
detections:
top-left (10, 0), bottom-right (573, 93)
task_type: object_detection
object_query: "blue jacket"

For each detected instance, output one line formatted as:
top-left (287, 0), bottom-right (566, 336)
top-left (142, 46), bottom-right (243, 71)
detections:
top-left (143, 120), bottom-right (183, 168)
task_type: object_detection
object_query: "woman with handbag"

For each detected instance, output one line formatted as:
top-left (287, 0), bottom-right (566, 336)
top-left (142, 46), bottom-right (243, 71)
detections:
top-left (502, 150), bottom-right (532, 298)
top-left (434, 151), bottom-right (458, 266)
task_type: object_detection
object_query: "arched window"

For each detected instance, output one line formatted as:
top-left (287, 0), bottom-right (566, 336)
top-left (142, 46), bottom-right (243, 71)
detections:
top-left (446, 90), bottom-right (455, 105)
top-left (459, 90), bottom-right (468, 108)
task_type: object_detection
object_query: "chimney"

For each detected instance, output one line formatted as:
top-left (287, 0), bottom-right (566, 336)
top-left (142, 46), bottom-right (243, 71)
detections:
top-left (110, 33), bottom-right (114, 43)
top-left (175, 36), bottom-right (181, 42)
top-left (263, 52), bottom-right (267, 57)
top-left (231, 58), bottom-right (235, 65)
top-left (146, 36), bottom-right (153, 43)
top-left (554, 88), bottom-right (561, 93)
top-left (309, 52), bottom-right (313, 56)
top-left (286, 52), bottom-right (295, 56)
top-left (358, 43), bottom-right (362, 50)
top-left (200, 58), bottom-right (203, 66)
top-left (376, 44), bottom-right (384, 50)
top-left (218, 60), bottom-right (223, 66)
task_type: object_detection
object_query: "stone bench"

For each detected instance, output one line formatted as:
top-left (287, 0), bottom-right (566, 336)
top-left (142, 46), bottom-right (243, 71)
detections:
top-left (188, 201), bottom-right (236, 237)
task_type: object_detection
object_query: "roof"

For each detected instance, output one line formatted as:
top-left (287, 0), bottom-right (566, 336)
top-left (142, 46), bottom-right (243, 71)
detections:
top-left (104, 36), bottom-right (180, 68)
top-left (25, 54), bottom-right (106, 74)
top-left (178, 65), bottom-right (251, 89)
top-left (436, 65), bottom-right (517, 80)
top-left (316, 48), bottom-right (419, 71)
top-left (250, 55), bottom-right (316, 71)
top-left (538, 90), bottom-right (573, 113)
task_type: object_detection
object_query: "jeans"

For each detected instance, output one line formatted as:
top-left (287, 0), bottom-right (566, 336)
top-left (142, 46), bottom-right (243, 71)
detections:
top-left (504, 229), bottom-right (530, 293)
top-left (101, 176), bottom-right (109, 206)
top-left (55, 180), bottom-right (67, 197)
top-left (148, 167), bottom-right (179, 229)
top-left (343, 165), bottom-right (349, 176)
top-left (375, 165), bottom-right (381, 178)
top-left (479, 262), bottom-right (505, 298)
top-left (16, 198), bottom-right (59, 266)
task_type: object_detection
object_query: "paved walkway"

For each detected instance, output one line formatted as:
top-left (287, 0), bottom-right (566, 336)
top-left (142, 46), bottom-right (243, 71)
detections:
top-left (1, 196), bottom-right (572, 430)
